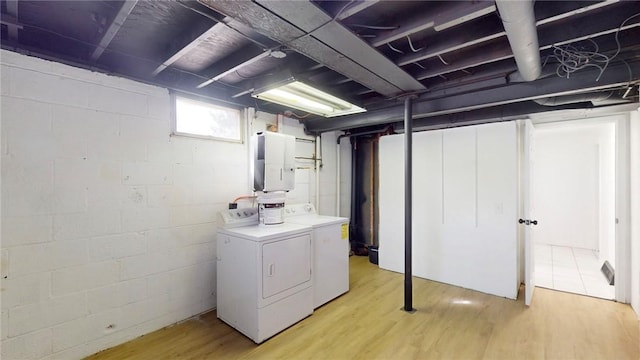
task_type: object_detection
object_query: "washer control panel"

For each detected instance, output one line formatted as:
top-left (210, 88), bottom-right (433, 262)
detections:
top-left (219, 208), bottom-right (259, 228)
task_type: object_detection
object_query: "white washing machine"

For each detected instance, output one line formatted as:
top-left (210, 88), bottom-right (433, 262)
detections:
top-left (217, 208), bottom-right (313, 343)
top-left (284, 203), bottom-right (350, 308)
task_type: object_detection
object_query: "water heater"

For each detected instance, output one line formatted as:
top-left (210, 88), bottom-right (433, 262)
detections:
top-left (253, 132), bottom-right (296, 192)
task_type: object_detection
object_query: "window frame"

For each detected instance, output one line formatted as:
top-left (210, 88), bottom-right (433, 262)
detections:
top-left (170, 92), bottom-right (244, 143)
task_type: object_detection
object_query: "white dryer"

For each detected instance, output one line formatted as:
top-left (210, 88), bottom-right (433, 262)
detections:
top-left (217, 208), bottom-right (313, 344)
top-left (284, 204), bottom-right (350, 308)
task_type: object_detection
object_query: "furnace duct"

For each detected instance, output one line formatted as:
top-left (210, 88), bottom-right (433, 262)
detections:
top-left (496, 0), bottom-right (541, 82)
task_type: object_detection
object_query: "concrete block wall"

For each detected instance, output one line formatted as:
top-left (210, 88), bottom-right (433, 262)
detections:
top-left (0, 50), bottom-right (249, 359)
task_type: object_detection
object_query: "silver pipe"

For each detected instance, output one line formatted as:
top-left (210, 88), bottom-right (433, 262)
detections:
top-left (315, 135), bottom-right (321, 211)
top-left (495, 0), bottom-right (541, 81)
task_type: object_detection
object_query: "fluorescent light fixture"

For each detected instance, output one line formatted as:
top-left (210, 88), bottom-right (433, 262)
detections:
top-left (252, 81), bottom-right (366, 117)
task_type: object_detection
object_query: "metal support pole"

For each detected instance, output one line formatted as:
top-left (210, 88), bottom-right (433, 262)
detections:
top-left (403, 96), bottom-right (415, 312)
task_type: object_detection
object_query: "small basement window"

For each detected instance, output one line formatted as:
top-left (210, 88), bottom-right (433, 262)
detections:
top-left (173, 95), bottom-right (242, 142)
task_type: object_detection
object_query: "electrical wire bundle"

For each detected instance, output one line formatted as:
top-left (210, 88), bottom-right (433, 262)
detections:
top-left (546, 39), bottom-right (610, 81)
top-left (546, 12), bottom-right (640, 82)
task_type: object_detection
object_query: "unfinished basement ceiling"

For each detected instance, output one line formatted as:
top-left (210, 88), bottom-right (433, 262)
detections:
top-left (1, 0), bottom-right (639, 133)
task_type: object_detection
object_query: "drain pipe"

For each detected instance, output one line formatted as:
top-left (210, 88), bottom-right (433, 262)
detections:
top-left (315, 134), bottom-right (321, 211)
top-left (350, 138), bottom-right (357, 246)
top-left (336, 137), bottom-right (341, 216)
top-left (495, 0), bottom-right (541, 81)
top-left (337, 127), bottom-right (393, 219)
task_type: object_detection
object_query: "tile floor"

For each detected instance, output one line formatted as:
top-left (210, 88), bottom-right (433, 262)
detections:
top-left (535, 244), bottom-right (615, 300)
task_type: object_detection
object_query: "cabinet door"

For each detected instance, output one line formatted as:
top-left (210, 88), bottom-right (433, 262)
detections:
top-left (262, 234), bottom-right (311, 299)
top-left (264, 164), bottom-right (285, 191)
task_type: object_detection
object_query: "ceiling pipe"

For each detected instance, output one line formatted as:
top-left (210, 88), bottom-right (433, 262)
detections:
top-left (495, 0), bottom-right (541, 81)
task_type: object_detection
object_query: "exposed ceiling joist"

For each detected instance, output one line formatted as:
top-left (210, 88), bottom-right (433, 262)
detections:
top-left (371, 0), bottom-right (495, 48)
top-left (336, 1), bottom-right (379, 21)
top-left (304, 61), bottom-right (640, 132)
top-left (415, 43), bottom-right (512, 80)
top-left (197, 48), bottom-right (271, 88)
top-left (396, 0), bottom-right (623, 67)
top-left (396, 24), bottom-right (503, 66)
top-left (90, 0), bottom-right (138, 61)
top-left (536, 0), bottom-right (620, 26)
top-left (538, 11), bottom-right (640, 49)
top-left (0, 14), bottom-right (22, 30)
top-left (6, 0), bottom-right (19, 41)
top-left (415, 10), bottom-right (640, 81)
top-left (370, 17), bottom-right (435, 48)
top-left (433, 0), bottom-right (496, 31)
top-left (152, 24), bottom-right (223, 76)
top-left (178, 0), bottom-right (278, 49)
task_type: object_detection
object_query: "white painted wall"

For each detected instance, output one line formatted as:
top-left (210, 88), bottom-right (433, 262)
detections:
top-left (629, 109), bottom-right (639, 318)
top-left (0, 50), bottom-right (338, 359)
top-left (378, 122), bottom-right (519, 299)
top-left (532, 120), bottom-right (616, 263)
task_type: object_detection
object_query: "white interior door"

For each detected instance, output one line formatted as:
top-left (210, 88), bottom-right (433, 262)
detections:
top-left (524, 120), bottom-right (536, 306)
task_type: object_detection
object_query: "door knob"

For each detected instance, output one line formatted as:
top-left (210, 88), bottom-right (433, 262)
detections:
top-left (518, 219), bottom-right (537, 225)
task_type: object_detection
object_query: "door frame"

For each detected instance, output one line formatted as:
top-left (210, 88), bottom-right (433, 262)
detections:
top-left (615, 115), bottom-right (631, 303)
top-left (520, 114), bottom-right (631, 304)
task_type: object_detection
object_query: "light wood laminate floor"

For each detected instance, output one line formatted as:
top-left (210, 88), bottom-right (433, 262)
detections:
top-left (87, 256), bottom-right (639, 360)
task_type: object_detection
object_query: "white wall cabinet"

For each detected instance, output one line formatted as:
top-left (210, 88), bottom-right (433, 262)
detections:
top-left (253, 132), bottom-right (296, 192)
top-left (378, 122), bottom-right (519, 299)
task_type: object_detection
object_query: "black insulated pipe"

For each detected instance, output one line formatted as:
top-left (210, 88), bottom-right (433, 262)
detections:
top-left (404, 96), bottom-right (415, 312)
top-left (350, 138), bottom-right (357, 250)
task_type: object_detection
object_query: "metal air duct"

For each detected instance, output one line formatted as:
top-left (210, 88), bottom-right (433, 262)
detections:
top-left (533, 91), bottom-right (634, 106)
top-left (495, 0), bottom-right (541, 81)
top-left (533, 93), bottom-right (607, 106)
